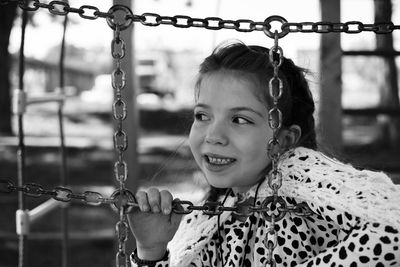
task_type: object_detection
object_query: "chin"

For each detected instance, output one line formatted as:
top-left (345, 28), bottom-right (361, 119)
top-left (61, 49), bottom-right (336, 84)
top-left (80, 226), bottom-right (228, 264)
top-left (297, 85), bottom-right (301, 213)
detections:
top-left (207, 179), bottom-right (236, 190)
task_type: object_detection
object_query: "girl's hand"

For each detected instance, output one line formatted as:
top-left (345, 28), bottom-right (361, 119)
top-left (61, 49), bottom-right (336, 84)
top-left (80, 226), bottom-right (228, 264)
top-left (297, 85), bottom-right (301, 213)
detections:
top-left (127, 188), bottom-right (182, 260)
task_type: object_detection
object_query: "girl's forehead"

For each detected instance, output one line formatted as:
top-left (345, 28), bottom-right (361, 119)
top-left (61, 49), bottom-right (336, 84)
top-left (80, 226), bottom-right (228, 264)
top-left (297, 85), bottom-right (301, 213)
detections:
top-left (197, 71), bottom-right (266, 105)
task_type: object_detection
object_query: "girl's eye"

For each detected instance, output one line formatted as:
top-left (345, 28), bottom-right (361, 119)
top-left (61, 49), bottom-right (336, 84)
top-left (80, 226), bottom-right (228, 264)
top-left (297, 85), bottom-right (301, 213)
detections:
top-left (232, 116), bottom-right (252, 124)
top-left (194, 112), bottom-right (209, 121)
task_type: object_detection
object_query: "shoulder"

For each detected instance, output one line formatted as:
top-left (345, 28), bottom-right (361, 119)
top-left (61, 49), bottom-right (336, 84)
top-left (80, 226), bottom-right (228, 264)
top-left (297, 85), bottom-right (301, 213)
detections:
top-left (279, 147), bottom-right (394, 185)
top-left (275, 147), bottom-right (400, 229)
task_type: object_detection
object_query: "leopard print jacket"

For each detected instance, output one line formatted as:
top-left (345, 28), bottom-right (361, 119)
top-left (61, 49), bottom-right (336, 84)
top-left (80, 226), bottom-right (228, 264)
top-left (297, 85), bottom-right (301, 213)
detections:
top-left (131, 147), bottom-right (400, 267)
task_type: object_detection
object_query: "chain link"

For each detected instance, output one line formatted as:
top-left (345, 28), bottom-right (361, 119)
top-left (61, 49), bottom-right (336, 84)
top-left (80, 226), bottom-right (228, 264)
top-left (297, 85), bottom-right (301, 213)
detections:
top-left (263, 31), bottom-right (285, 267)
top-left (1, 0), bottom-right (399, 37)
top-left (0, 179), bottom-right (116, 205)
top-left (0, 178), bottom-right (313, 215)
top-left (106, 4), bottom-right (134, 267)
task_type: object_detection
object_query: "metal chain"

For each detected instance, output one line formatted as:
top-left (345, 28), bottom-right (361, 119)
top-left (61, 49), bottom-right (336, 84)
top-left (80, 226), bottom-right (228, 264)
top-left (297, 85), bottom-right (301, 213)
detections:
top-left (0, 179), bottom-right (313, 217)
top-left (2, 0), bottom-right (400, 36)
top-left (106, 5), bottom-right (135, 267)
top-left (1, 177), bottom-right (313, 267)
top-left (0, 179), bottom-right (113, 204)
top-left (263, 31), bottom-right (285, 267)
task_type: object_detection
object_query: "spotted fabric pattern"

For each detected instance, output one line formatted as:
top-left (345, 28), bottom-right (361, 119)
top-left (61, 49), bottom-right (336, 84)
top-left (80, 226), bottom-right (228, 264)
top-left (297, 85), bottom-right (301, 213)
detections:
top-left (131, 147), bottom-right (400, 266)
top-left (131, 199), bottom-right (399, 266)
top-left (189, 198), bottom-right (400, 267)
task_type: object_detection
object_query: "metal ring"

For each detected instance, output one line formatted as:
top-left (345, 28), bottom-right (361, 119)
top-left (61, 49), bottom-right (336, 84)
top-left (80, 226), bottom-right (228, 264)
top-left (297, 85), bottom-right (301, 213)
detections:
top-left (110, 189), bottom-right (136, 213)
top-left (263, 15), bottom-right (289, 39)
top-left (261, 196), bottom-right (287, 222)
top-left (106, 5), bottom-right (133, 30)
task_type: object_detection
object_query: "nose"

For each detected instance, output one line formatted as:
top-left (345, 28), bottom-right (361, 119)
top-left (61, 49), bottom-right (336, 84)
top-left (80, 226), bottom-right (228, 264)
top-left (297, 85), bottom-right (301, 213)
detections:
top-left (205, 121), bottom-right (228, 146)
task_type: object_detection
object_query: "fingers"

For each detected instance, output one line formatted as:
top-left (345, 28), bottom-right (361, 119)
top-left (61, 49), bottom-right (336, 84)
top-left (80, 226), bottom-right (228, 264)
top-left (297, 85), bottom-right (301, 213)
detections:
top-left (135, 191), bottom-right (150, 212)
top-left (160, 190), bottom-right (173, 215)
top-left (147, 187), bottom-right (161, 213)
top-left (135, 188), bottom-right (174, 215)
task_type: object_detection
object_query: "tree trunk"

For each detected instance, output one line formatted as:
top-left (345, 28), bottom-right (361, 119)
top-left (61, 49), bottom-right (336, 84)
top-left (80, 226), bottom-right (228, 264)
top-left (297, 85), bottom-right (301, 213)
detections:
top-left (374, 0), bottom-right (400, 147)
top-left (0, 4), bottom-right (17, 135)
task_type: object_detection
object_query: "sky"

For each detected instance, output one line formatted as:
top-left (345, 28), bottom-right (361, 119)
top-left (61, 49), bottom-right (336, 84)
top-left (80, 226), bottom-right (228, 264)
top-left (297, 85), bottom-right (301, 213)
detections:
top-left (10, 0), bottom-right (397, 60)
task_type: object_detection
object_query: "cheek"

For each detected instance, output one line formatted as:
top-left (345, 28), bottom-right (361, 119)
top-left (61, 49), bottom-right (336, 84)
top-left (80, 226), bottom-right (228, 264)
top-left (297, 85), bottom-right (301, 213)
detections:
top-left (244, 142), bottom-right (267, 160)
top-left (238, 133), bottom-right (269, 165)
top-left (188, 125), bottom-right (202, 156)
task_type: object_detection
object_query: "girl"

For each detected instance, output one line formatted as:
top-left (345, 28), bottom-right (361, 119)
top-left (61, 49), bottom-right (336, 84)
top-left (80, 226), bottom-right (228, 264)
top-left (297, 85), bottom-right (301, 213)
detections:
top-left (128, 41), bottom-right (400, 267)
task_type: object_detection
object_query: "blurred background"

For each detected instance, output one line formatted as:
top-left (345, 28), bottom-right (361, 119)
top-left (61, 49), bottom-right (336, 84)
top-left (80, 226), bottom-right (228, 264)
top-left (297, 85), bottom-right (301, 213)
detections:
top-left (0, 0), bottom-right (399, 266)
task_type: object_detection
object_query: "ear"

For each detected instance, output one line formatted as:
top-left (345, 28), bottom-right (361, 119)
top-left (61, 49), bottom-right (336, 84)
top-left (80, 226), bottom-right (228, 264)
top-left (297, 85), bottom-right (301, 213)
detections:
top-left (279, 125), bottom-right (301, 151)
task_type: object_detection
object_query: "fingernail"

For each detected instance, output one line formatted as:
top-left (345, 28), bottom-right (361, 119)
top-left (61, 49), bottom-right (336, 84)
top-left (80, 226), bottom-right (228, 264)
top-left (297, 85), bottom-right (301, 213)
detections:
top-left (153, 205), bottom-right (160, 213)
top-left (142, 204), bottom-right (150, 212)
top-left (163, 208), bottom-right (171, 215)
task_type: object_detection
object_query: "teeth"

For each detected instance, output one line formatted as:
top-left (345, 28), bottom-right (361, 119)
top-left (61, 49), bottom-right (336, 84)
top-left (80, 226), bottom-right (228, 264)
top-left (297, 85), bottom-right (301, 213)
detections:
top-left (207, 156), bottom-right (234, 165)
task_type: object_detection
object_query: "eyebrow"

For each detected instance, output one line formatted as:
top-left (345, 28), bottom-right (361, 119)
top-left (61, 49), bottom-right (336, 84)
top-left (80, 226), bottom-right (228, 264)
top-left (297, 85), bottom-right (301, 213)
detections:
top-left (194, 103), bottom-right (265, 118)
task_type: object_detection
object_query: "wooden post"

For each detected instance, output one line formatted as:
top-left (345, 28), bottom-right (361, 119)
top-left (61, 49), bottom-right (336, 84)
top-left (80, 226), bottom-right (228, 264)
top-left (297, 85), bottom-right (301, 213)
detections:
top-left (318, 0), bottom-right (342, 154)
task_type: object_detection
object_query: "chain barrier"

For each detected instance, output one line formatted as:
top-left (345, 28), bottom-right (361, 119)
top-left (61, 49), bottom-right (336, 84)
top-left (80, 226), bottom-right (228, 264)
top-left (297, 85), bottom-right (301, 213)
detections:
top-left (105, 4), bottom-right (135, 267)
top-left (264, 30), bottom-right (285, 267)
top-left (0, 179), bottom-right (313, 217)
top-left (4, 0), bottom-right (389, 266)
top-left (1, 0), bottom-right (400, 36)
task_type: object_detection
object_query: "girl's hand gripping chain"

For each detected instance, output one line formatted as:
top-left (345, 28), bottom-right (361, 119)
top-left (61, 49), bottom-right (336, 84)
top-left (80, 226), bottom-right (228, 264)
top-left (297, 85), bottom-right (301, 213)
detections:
top-left (127, 188), bottom-right (182, 261)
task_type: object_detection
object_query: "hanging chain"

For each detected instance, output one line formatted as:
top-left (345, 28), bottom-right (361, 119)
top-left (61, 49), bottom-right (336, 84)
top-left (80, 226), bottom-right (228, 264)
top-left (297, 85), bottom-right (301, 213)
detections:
top-left (106, 5), bottom-right (135, 267)
top-left (2, 0), bottom-right (400, 35)
top-left (263, 30), bottom-right (286, 267)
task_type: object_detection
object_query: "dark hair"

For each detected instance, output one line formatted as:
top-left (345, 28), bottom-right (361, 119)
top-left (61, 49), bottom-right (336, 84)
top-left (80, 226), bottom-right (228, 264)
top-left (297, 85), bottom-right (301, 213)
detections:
top-left (194, 41), bottom-right (317, 201)
top-left (195, 40), bottom-right (317, 150)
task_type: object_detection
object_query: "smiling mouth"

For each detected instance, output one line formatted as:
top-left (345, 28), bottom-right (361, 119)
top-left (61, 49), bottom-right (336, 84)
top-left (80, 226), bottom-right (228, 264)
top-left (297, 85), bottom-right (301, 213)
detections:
top-left (205, 155), bottom-right (236, 165)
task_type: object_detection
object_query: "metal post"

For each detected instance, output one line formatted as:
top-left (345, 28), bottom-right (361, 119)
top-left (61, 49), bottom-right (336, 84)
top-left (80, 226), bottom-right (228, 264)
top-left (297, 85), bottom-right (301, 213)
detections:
top-left (113, 0), bottom-right (140, 258)
top-left (318, 0), bottom-right (343, 154)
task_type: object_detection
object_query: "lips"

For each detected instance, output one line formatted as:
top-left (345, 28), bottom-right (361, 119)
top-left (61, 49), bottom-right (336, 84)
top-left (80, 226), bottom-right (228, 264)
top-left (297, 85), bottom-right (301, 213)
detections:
top-left (205, 155), bottom-right (235, 165)
top-left (203, 153), bottom-right (236, 171)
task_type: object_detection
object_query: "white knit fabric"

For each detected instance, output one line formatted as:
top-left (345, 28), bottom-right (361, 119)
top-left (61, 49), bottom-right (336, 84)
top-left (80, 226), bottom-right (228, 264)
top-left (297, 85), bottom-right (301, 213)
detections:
top-left (168, 196), bottom-right (235, 266)
top-left (249, 147), bottom-right (400, 228)
top-left (168, 147), bottom-right (400, 266)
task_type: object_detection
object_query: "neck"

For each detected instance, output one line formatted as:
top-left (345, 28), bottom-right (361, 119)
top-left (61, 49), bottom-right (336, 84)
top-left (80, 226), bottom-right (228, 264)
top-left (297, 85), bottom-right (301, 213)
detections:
top-left (231, 186), bottom-right (252, 195)
top-left (231, 175), bottom-right (267, 197)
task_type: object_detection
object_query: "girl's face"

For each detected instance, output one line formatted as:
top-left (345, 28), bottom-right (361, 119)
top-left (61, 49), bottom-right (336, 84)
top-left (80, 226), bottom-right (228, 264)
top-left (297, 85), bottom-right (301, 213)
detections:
top-left (189, 71), bottom-right (273, 193)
